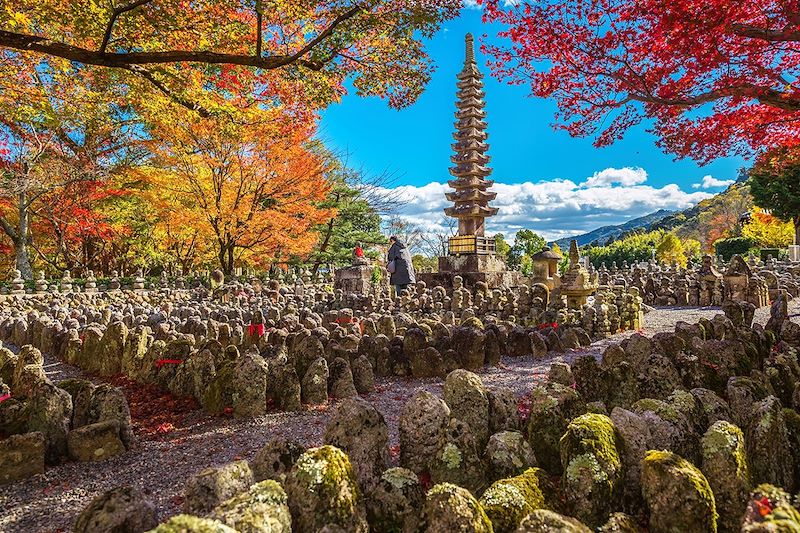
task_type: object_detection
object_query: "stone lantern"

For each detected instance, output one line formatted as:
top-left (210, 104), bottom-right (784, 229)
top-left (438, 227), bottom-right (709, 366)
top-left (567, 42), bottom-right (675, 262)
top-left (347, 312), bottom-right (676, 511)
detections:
top-left (531, 246), bottom-right (563, 290)
top-left (560, 240), bottom-right (599, 309)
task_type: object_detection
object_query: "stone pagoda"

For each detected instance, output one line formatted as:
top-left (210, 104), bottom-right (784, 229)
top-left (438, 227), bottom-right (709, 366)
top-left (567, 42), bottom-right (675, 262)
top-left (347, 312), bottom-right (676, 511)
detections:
top-left (444, 33), bottom-right (499, 240)
top-left (420, 33), bottom-right (519, 289)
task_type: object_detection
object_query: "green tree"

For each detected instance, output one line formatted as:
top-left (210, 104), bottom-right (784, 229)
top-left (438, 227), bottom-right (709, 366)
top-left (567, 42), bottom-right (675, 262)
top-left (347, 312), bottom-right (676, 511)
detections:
top-left (309, 163), bottom-right (385, 278)
top-left (584, 230), bottom-right (664, 268)
top-left (750, 146), bottom-right (800, 245)
top-left (507, 229), bottom-right (546, 270)
top-left (494, 233), bottom-right (511, 261)
top-left (412, 254), bottom-right (437, 273)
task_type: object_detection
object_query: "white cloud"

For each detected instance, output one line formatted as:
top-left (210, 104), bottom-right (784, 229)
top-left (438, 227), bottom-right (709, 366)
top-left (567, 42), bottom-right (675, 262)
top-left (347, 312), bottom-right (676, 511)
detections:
top-left (692, 175), bottom-right (735, 189)
top-left (581, 166), bottom-right (648, 187)
top-left (379, 167), bottom-right (713, 243)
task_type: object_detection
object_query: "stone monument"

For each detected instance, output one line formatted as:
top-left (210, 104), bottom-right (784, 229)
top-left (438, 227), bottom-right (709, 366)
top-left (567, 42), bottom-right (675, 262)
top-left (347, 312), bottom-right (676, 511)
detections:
top-left (531, 246), bottom-right (563, 290)
top-left (790, 245), bottom-right (800, 262)
top-left (132, 268), bottom-right (146, 290)
top-left (61, 270), bottom-right (73, 293)
top-left (420, 33), bottom-right (519, 289)
top-left (109, 270), bottom-right (121, 290)
top-left (334, 247), bottom-right (388, 295)
top-left (560, 240), bottom-right (599, 309)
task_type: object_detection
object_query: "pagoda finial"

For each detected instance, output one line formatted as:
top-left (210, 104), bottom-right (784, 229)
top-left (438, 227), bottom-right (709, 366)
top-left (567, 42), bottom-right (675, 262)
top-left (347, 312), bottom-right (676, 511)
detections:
top-left (465, 33), bottom-right (475, 64)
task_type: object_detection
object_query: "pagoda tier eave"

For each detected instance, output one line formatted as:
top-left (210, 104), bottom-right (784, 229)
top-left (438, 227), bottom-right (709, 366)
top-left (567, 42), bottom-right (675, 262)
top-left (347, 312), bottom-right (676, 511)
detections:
top-left (445, 190), bottom-right (497, 202)
top-left (448, 178), bottom-right (495, 189)
top-left (453, 130), bottom-right (488, 141)
top-left (457, 68), bottom-right (482, 80)
top-left (456, 97), bottom-right (485, 108)
top-left (455, 109), bottom-right (486, 119)
top-left (452, 140), bottom-right (489, 150)
top-left (450, 153), bottom-right (490, 164)
top-left (450, 166), bottom-right (492, 177)
top-left (454, 119), bottom-right (488, 130)
top-left (444, 206), bottom-right (500, 217)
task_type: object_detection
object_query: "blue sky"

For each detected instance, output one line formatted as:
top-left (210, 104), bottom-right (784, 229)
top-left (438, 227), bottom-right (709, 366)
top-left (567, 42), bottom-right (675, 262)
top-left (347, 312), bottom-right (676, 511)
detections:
top-left (318, 7), bottom-right (748, 241)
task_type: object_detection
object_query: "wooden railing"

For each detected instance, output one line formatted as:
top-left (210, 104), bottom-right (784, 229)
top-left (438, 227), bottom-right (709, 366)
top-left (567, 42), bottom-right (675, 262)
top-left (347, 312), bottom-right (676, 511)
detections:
top-left (448, 235), bottom-right (496, 256)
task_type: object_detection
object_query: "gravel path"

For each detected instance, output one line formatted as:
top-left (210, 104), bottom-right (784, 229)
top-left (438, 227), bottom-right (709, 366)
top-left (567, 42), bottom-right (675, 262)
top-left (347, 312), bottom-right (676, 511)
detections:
top-left (1, 303), bottom-right (797, 533)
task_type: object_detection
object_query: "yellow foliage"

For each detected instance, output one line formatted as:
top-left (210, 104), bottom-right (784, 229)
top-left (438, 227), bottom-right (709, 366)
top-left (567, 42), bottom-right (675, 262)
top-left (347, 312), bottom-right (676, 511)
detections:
top-left (656, 232), bottom-right (687, 267)
top-left (742, 208), bottom-right (794, 248)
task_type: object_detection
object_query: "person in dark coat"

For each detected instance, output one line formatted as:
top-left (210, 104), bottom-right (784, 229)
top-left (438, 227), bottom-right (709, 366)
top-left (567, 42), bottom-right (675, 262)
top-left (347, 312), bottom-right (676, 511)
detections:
top-left (387, 236), bottom-right (416, 295)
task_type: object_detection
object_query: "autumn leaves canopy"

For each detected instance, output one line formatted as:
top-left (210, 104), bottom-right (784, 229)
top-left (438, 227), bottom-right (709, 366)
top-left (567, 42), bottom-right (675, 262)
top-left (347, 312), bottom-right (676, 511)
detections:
top-left (0, 1), bottom-right (462, 276)
top-left (1, 0), bottom-right (799, 276)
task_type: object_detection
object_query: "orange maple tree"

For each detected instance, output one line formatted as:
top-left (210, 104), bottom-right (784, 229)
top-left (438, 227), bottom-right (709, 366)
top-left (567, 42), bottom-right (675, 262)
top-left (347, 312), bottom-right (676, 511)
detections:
top-left (139, 106), bottom-right (333, 275)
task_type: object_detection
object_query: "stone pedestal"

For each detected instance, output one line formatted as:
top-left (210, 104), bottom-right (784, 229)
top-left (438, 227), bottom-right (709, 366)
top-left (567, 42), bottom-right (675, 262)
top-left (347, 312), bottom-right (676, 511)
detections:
top-left (790, 245), bottom-right (800, 262)
top-left (334, 264), bottom-right (387, 295)
top-left (418, 254), bottom-right (521, 290)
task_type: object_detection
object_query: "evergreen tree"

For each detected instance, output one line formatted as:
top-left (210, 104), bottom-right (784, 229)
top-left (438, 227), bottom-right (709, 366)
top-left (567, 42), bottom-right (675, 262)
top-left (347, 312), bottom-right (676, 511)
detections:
top-left (750, 147), bottom-right (800, 245)
top-left (309, 164), bottom-right (385, 278)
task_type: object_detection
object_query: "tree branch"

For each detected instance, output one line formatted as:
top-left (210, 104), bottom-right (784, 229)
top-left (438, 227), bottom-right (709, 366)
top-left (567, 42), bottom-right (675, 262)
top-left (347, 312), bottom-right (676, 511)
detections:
top-left (731, 23), bottom-right (800, 42)
top-left (0, 215), bottom-right (19, 241)
top-left (627, 84), bottom-right (800, 111)
top-left (99, 0), bottom-right (154, 53)
top-left (284, 5), bottom-right (362, 64)
top-left (0, 23), bottom-right (348, 71)
top-left (255, 0), bottom-right (263, 58)
top-left (121, 65), bottom-right (213, 117)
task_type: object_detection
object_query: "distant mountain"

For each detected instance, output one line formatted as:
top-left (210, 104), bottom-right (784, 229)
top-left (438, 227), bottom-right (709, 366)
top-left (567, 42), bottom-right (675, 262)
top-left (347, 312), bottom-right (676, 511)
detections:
top-left (553, 209), bottom-right (674, 249)
top-left (646, 182), bottom-right (752, 241)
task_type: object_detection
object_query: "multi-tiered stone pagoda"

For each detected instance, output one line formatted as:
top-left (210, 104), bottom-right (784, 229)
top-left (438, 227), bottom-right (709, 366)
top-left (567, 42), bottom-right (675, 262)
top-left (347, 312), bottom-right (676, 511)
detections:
top-left (444, 33), bottom-right (499, 244)
top-left (419, 33), bottom-right (519, 289)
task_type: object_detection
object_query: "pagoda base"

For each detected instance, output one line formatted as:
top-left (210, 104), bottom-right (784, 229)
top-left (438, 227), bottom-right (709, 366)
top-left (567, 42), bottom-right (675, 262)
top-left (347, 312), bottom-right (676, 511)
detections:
top-left (417, 254), bottom-right (522, 290)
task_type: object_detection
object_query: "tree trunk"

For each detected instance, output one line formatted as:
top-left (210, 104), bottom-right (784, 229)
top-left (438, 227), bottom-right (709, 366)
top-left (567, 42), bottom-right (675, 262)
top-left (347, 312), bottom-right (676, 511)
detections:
top-left (795, 215), bottom-right (800, 245)
top-left (218, 245), bottom-right (228, 275)
top-left (311, 217), bottom-right (336, 280)
top-left (15, 238), bottom-right (33, 279)
top-left (16, 192), bottom-right (33, 279)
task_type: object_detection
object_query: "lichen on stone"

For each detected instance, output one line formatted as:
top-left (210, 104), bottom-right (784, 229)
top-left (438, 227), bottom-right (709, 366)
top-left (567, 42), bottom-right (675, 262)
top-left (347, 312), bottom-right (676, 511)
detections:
top-left (641, 449), bottom-right (717, 533)
top-left (147, 514), bottom-right (237, 533)
top-left (479, 468), bottom-right (546, 533)
top-left (381, 467), bottom-right (418, 490)
top-left (566, 453), bottom-right (609, 484)
top-left (440, 442), bottom-right (463, 470)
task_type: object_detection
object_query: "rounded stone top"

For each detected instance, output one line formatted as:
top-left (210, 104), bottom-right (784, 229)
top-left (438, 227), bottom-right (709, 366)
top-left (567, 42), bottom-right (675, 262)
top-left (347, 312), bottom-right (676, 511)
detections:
top-left (532, 246), bottom-right (563, 261)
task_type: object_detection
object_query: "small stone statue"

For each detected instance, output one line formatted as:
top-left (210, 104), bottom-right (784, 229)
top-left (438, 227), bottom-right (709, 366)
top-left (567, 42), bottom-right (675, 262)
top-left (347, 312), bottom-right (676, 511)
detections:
top-left (210, 269), bottom-right (225, 289)
top-left (34, 271), bottom-right (48, 294)
top-left (84, 270), bottom-right (97, 293)
top-left (133, 268), bottom-right (146, 290)
top-left (352, 243), bottom-right (369, 266)
top-left (10, 269), bottom-right (24, 294)
top-left (109, 270), bottom-right (121, 290)
top-left (61, 270), bottom-right (73, 292)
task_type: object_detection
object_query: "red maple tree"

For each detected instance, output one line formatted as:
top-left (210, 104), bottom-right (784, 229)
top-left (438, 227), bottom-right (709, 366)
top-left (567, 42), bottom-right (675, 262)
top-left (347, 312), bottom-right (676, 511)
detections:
top-left (482, 0), bottom-right (800, 163)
